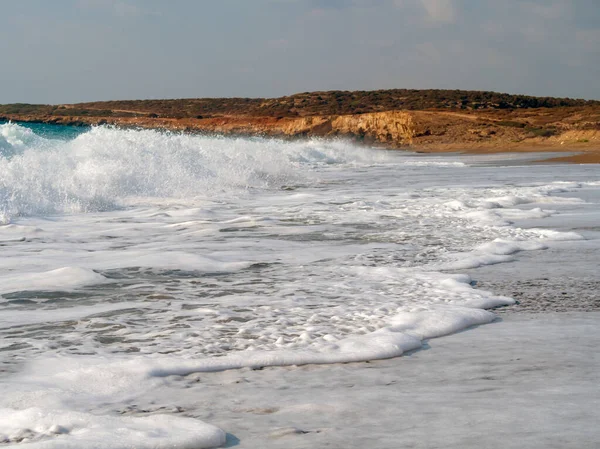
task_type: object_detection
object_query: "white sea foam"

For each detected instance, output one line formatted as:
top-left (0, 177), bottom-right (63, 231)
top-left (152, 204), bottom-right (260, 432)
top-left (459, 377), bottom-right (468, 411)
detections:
top-left (401, 160), bottom-right (466, 167)
top-left (0, 122), bottom-right (598, 448)
top-left (0, 302), bottom-right (144, 330)
top-left (0, 123), bottom-right (393, 222)
top-left (0, 408), bottom-right (226, 449)
top-left (0, 121), bottom-right (46, 156)
top-left (0, 267), bottom-right (107, 296)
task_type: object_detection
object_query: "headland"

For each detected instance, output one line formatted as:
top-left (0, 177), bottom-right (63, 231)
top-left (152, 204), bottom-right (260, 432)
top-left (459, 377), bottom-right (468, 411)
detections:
top-left (2, 89), bottom-right (599, 162)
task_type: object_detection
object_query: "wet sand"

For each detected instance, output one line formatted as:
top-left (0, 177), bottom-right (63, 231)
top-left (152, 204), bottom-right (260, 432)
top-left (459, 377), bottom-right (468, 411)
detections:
top-left (421, 147), bottom-right (600, 164)
top-left (542, 150), bottom-right (600, 164)
top-left (135, 237), bottom-right (600, 448)
top-left (181, 165), bottom-right (600, 448)
top-left (136, 311), bottom-right (599, 449)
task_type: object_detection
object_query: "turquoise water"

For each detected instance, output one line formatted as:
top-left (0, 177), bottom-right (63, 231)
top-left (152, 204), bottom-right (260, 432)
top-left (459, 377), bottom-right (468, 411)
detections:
top-left (0, 119), bottom-right (88, 141)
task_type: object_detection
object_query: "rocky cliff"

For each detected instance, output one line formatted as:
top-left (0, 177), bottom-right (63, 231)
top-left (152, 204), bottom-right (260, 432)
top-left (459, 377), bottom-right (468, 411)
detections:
top-left (279, 111), bottom-right (416, 144)
top-left (2, 100), bottom-right (599, 162)
top-left (0, 111), bottom-right (418, 146)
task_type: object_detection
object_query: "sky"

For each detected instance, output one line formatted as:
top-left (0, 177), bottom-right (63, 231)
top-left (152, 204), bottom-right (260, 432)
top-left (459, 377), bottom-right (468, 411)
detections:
top-left (1, 0), bottom-right (599, 103)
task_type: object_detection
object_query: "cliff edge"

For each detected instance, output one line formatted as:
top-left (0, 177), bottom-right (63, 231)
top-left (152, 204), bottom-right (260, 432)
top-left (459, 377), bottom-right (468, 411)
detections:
top-left (2, 89), bottom-right (599, 162)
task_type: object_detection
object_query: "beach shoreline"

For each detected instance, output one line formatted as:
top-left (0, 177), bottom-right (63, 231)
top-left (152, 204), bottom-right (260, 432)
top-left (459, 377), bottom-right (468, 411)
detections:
top-left (124, 168), bottom-right (599, 448)
top-left (1, 122), bottom-right (598, 448)
top-left (142, 311), bottom-right (598, 449)
top-left (3, 116), bottom-right (599, 165)
top-left (2, 90), bottom-right (599, 164)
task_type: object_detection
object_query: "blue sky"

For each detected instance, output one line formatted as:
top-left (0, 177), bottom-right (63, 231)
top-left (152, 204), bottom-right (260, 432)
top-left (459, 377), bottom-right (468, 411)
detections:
top-left (1, 0), bottom-right (599, 103)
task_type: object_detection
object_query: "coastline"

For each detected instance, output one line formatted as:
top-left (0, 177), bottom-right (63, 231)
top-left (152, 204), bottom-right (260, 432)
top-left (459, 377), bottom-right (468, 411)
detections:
top-left (184, 182), bottom-right (600, 448)
top-left (177, 312), bottom-right (599, 449)
top-left (1, 122), bottom-right (598, 448)
top-left (2, 106), bottom-right (599, 164)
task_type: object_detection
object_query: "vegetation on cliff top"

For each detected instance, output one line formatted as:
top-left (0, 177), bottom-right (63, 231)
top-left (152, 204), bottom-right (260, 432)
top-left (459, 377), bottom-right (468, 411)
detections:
top-left (1, 89), bottom-right (599, 120)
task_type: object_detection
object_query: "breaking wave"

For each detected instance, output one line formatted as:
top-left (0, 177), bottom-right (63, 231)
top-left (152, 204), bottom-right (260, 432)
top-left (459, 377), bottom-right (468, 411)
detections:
top-left (0, 122), bottom-right (390, 222)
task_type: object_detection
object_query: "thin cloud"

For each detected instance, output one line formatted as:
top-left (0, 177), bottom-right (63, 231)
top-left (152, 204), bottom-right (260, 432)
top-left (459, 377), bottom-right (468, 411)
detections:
top-left (394, 0), bottom-right (456, 24)
top-left (113, 2), bottom-right (142, 17)
top-left (420, 0), bottom-right (455, 23)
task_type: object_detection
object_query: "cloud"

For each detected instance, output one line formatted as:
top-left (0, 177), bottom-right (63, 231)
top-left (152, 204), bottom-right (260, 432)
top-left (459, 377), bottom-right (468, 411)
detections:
top-left (4, 0), bottom-right (600, 102)
top-left (113, 2), bottom-right (142, 17)
top-left (419, 0), bottom-right (455, 23)
top-left (394, 0), bottom-right (456, 24)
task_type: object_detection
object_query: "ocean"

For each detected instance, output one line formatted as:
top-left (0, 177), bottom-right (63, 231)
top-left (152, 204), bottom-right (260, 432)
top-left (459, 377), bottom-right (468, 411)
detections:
top-left (0, 121), bottom-right (598, 448)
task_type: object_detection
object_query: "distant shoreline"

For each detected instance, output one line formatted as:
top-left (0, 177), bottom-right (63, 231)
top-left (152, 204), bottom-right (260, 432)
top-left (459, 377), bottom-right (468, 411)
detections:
top-left (2, 88), bottom-right (599, 163)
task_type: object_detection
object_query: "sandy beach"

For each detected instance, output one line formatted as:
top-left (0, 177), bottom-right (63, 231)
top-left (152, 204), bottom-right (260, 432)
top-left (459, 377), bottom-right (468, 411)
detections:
top-left (166, 311), bottom-right (598, 449)
top-left (154, 188), bottom-right (600, 448)
top-left (1, 124), bottom-right (598, 448)
top-left (2, 0), bottom-right (599, 447)
top-left (107, 154), bottom-right (600, 448)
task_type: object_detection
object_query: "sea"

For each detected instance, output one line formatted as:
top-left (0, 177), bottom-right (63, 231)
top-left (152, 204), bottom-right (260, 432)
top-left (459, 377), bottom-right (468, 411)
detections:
top-left (0, 120), bottom-right (598, 448)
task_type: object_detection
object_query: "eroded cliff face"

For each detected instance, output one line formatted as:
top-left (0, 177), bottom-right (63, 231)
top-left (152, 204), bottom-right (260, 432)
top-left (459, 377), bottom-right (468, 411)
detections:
top-left (2, 108), bottom-right (599, 159)
top-left (331, 111), bottom-right (415, 144)
top-left (0, 111), bottom-right (418, 146)
top-left (279, 111), bottom-right (416, 145)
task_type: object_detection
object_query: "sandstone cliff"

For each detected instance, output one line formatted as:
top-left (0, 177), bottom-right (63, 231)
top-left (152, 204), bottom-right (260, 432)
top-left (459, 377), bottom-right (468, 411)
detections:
top-left (279, 111), bottom-right (416, 144)
top-left (0, 111), bottom-right (418, 146)
top-left (2, 103), bottom-right (599, 162)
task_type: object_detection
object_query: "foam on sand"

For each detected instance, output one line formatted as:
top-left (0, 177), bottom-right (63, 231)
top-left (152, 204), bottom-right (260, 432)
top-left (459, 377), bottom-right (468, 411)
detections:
top-left (0, 302), bottom-right (143, 330)
top-left (1, 123), bottom-right (599, 448)
top-left (0, 305), bottom-right (493, 448)
top-left (0, 267), bottom-right (107, 297)
top-left (0, 408), bottom-right (226, 449)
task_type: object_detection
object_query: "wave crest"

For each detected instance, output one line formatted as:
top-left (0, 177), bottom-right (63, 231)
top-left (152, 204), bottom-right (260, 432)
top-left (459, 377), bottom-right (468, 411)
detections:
top-left (0, 123), bottom-right (389, 222)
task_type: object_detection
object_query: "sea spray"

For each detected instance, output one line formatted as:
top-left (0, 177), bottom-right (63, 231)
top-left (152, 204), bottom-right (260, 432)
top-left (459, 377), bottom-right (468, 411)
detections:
top-left (0, 123), bottom-right (393, 222)
top-left (0, 122), bottom-right (597, 449)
